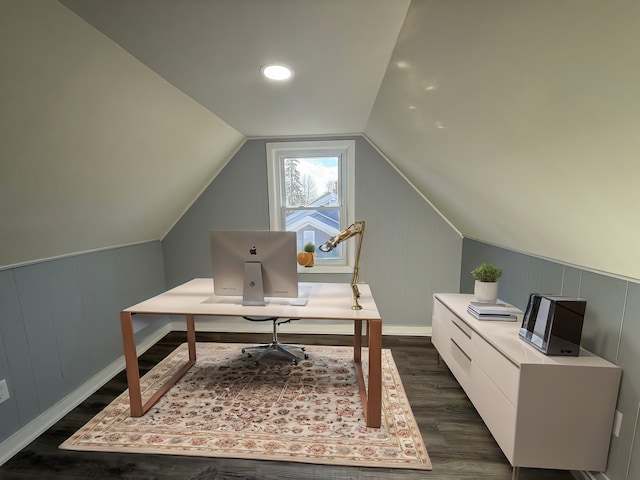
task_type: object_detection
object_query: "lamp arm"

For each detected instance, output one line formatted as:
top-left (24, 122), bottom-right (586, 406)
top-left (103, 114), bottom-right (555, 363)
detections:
top-left (318, 221), bottom-right (365, 310)
top-left (349, 222), bottom-right (365, 310)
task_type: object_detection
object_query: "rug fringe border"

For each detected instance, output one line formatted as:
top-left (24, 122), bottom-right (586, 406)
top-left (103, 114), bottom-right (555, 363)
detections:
top-left (59, 343), bottom-right (433, 471)
top-left (59, 442), bottom-right (432, 470)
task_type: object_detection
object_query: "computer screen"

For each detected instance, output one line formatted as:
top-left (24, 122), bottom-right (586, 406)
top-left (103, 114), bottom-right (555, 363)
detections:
top-left (210, 230), bottom-right (299, 305)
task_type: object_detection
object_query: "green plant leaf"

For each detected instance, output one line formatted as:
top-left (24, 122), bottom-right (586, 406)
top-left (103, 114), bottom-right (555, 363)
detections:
top-left (471, 263), bottom-right (503, 282)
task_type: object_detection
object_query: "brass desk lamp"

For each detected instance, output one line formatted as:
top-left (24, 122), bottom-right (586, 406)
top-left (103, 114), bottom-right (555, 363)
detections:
top-left (318, 221), bottom-right (365, 310)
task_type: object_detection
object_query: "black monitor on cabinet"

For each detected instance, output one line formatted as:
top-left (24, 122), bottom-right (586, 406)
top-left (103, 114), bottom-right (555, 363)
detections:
top-left (519, 294), bottom-right (586, 356)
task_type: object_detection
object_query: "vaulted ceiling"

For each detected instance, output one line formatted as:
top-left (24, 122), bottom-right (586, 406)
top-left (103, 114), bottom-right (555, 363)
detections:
top-left (2, 0), bottom-right (639, 280)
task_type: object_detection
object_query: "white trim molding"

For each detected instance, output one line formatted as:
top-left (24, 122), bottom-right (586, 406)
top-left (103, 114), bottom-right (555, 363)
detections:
top-left (173, 317), bottom-right (431, 337)
top-left (0, 324), bottom-right (172, 467)
top-left (571, 471), bottom-right (611, 480)
top-left (0, 319), bottom-right (606, 480)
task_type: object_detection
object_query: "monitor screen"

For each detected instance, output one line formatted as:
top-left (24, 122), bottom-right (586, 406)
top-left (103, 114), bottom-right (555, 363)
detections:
top-left (531, 297), bottom-right (552, 348)
top-left (210, 230), bottom-right (298, 305)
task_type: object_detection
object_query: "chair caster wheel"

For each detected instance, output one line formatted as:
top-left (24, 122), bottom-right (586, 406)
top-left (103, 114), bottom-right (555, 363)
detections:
top-left (254, 361), bottom-right (259, 366)
top-left (292, 359), bottom-right (298, 365)
top-left (304, 354), bottom-right (309, 359)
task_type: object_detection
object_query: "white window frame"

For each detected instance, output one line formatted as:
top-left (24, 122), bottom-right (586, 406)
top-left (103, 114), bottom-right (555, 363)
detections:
top-left (266, 139), bottom-right (356, 274)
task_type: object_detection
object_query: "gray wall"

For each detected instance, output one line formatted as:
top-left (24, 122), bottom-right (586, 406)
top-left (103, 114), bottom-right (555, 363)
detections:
top-left (0, 241), bottom-right (167, 444)
top-left (461, 238), bottom-right (639, 480)
top-left (162, 136), bottom-right (462, 332)
top-left (2, 140), bottom-right (635, 479)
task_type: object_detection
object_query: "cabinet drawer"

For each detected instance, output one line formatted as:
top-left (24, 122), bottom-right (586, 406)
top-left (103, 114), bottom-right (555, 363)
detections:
top-left (448, 337), bottom-right (472, 391)
top-left (450, 315), bottom-right (473, 355)
top-left (434, 299), bottom-right (473, 352)
top-left (473, 334), bottom-right (520, 404)
top-left (470, 362), bottom-right (517, 462)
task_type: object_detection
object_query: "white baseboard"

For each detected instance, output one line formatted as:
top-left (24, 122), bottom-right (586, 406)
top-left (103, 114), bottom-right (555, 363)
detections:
top-left (23, 321), bottom-right (619, 477)
top-left (0, 309), bottom-right (614, 480)
top-left (0, 322), bottom-right (427, 466)
top-left (0, 323), bottom-right (172, 467)
top-left (172, 318), bottom-right (432, 337)
top-left (571, 471), bottom-right (610, 480)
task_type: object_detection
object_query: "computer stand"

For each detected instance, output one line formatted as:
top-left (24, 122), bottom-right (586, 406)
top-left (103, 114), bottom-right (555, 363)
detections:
top-left (242, 262), bottom-right (266, 306)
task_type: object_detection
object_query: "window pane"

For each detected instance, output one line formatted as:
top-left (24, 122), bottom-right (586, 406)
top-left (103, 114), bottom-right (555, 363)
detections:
top-left (267, 139), bottom-right (354, 269)
top-left (283, 156), bottom-right (339, 207)
top-left (285, 207), bottom-right (342, 259)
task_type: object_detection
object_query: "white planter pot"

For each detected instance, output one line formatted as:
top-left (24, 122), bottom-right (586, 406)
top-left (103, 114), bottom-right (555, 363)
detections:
top-left (474, 281), bottom-right (499, 304)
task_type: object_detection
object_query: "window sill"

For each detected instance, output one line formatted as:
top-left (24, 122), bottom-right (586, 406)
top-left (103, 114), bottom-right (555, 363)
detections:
top-left (297, 265), bottom-right (353, 274)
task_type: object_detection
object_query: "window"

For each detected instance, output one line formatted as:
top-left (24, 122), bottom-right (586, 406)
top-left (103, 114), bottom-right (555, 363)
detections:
top-left (267, 140), bottom-right (355, 272)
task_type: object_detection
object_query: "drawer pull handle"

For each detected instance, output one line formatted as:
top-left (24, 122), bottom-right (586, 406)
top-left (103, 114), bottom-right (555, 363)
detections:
top-left (452, 319), bottom-right (472, 339)
top-left (451, 338), bottom-right (471, 362)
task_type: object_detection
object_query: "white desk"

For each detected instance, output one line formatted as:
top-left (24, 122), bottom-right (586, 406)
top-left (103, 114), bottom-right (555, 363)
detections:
top-left (120, 278), bottom-right (383, 428)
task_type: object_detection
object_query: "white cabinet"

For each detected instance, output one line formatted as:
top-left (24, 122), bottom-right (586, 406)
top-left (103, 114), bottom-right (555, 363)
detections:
top-left (432, 293), bottom-right (621, 473)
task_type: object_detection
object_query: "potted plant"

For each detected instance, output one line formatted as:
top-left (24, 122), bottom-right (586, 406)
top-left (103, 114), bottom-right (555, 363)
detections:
top-left (297, 242), bottom-right (316, 267)
top-left (471, 263), bottom-right (503, 303)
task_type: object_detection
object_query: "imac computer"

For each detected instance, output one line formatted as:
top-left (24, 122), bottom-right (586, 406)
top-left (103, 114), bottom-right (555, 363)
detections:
top-left (210, 230), bottom-right (299, 306)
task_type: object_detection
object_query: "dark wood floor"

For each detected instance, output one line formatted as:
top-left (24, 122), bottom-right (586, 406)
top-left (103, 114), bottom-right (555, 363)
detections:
top-left (0, 332), bottom-right (574, 480)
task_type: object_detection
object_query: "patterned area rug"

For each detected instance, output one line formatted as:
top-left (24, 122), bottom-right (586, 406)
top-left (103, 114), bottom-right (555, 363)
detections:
top-left (61, 343), bottom-right (431, 470)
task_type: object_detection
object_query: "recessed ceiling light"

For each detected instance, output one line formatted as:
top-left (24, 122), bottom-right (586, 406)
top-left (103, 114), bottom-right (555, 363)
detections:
top-left (261, 64), bottom-right (294, 81)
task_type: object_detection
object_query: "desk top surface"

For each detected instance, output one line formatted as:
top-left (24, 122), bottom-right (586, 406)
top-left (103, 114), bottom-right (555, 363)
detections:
top-left (124, 278), bottom-right (381, 320)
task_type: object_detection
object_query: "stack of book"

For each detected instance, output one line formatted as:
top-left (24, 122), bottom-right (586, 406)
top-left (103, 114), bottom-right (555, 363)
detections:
top-left (467, 302), bottom-right (517, 321)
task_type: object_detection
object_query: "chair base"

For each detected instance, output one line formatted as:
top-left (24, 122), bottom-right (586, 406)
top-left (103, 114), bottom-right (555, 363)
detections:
top-left (241, 316), bottom-right (309, 365)
top-left (242, 342), bottom-right (308, 365)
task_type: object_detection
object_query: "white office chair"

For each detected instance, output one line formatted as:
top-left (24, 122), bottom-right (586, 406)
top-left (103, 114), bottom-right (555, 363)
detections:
top-left (241, 316), bottom-right (309, 365)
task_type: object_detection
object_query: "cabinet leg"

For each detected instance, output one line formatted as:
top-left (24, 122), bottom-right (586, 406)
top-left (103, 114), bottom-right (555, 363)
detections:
top-left (511, 466), bottom-right (520, 480)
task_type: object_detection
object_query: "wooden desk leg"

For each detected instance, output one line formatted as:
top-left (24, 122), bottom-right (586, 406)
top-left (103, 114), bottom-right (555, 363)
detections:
top-left (186, 314), bottom-right (196, 362)
top-left (121, 312), bottom-right (197, 418)
top-left (120, 311), bottom-right (143, 417)
top-left (354, 319), bottom-right (363, 363)
top-left (353, 318), bottom-right (382, 428)
top-left (367, 319), bottom-right (382, 428)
